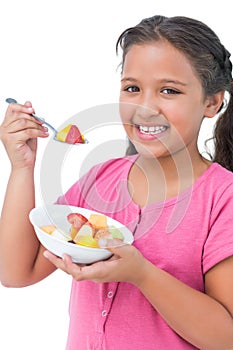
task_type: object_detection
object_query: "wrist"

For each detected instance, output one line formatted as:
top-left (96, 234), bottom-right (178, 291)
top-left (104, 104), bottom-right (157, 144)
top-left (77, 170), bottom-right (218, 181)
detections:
top-left (11, 165), bottom-right (35, 178)
top-left (132, 257), bottom-right (154, 289)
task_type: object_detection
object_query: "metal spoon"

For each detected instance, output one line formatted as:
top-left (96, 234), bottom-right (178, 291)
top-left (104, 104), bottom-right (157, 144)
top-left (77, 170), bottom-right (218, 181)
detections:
top-left (5, 98), bottom-right (87, 144)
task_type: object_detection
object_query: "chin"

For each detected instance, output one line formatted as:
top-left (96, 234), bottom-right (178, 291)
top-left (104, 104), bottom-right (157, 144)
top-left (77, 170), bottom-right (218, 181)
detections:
top-left (131, 139), bottom-right (166, 159)
top-left (133, 143), bottom-right (158, 159)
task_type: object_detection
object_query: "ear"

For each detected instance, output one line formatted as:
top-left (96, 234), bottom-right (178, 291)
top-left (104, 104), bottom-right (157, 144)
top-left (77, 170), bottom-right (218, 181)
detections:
top-left (204, 91), bottom-right (225, 119)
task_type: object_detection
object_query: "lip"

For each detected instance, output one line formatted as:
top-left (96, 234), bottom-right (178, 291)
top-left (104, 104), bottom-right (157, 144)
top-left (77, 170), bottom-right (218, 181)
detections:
top-left (133, 123), bottom-right (169, 141)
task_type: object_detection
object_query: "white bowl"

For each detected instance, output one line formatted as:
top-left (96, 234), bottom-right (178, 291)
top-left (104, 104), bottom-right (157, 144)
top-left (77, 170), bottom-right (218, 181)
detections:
top-left (29, 204), bottom-right (134, 264)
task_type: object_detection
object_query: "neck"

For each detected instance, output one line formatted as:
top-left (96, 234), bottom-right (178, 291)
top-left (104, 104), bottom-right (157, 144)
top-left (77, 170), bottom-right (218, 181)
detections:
top-left (136, 148), bottom-right (210, 199)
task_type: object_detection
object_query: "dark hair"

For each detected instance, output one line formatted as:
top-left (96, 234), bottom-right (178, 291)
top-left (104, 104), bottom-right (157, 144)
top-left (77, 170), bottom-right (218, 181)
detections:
top-left (116, 15), bottom-right (233, 171)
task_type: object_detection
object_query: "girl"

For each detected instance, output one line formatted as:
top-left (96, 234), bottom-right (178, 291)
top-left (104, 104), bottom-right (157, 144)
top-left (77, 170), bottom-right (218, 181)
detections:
top-left (0, 15), bottom-right (233, 350)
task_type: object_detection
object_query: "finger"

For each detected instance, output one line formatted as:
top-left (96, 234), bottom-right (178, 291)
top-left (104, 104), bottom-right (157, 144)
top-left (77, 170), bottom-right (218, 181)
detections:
top-left (98, 238), bottom-right (126, 248)
top-left (61, 254), bottom-right (102, 280)
top-left (5, 126), bottom-right (49, 144)
top-left (4, 103), bottom-right (36, 126)
top-left (108, 243), bottom-right (135, 257)
top-left (61, 254), bottom-right (86, 278)
top-left (71, 259), bottom-right (120, 282)
top-left (43, 250), bottom-right (70, 273)
top-left (0, 127), bottom-right (48, 150)
top-left (43, 250), bottom-right (63, 266)
top-left (8, 101), bottom-right (34, 115)
top-left (43, 251), bottom-right (83, 277)
top-left (7, 118), bottom-right (47, 134)
top-left (24, 101), bottom-right (33, 108)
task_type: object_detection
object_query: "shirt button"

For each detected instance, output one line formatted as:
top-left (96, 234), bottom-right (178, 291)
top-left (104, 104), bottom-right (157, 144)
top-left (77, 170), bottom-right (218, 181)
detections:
top-left (107, 291), bottom-right (113, 298)
top-left (102, 310), bottom-right (108, 317)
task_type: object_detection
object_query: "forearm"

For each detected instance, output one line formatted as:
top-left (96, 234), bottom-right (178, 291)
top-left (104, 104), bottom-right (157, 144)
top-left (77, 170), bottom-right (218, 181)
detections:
top-left (0, 168), bottom-right (54, 286)
top-left (137, 261), bottom-right (233, 350)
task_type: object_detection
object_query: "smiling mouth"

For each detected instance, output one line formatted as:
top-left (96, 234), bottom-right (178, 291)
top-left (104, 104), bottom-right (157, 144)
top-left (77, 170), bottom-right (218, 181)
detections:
top-left (135, 124), bottom-right (168, 135)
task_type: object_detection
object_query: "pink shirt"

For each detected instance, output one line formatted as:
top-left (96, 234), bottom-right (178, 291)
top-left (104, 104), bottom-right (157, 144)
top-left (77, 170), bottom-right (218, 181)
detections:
top-left (57, 155), bottom-right (233, 349)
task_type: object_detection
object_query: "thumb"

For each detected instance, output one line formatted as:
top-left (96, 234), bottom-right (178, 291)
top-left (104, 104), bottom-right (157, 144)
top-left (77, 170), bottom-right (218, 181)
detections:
top-left (107, 242), bottom-right (135, 258)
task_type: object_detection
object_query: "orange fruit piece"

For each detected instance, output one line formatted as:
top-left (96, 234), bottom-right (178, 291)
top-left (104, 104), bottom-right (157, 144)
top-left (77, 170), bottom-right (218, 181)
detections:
top-left (89, 214), bottom-right (107, 230)
top-left (40, 225), bottom-right (56, 234)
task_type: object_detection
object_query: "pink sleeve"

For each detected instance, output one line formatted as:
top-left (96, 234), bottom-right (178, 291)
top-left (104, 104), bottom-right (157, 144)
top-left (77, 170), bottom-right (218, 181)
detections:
top-left (56, 181), bottom-right (82, 206)
top-left (202, 184), bottom-right (233, 274)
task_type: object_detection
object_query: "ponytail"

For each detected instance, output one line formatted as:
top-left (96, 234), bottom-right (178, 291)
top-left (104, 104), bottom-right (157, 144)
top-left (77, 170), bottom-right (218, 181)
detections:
top-left (213, 87), bottom-right (233, 171)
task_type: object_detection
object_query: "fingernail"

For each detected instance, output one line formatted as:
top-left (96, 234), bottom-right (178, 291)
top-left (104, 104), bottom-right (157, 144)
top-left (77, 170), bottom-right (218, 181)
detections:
top-left (43, 251), bottom-right (49, 258)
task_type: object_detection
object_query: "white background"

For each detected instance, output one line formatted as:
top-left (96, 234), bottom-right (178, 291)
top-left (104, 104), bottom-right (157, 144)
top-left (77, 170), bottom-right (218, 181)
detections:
top-left (0, 1), bottom-right (232, 349)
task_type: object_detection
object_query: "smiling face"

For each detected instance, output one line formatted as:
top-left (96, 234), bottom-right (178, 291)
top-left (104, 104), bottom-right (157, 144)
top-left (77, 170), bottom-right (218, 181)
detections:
top-left (119, 41), bottom-right (213, 160)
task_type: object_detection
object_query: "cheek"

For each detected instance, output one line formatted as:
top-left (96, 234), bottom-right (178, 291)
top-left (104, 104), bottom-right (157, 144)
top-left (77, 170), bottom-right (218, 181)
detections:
top-left (167, 100), bottom-right (204, 130)
top-left (169, 114), bottom-right (203, 150)
top-left (119, 101), bottom-right (136, 125)
top-left (122, 124), bottom-right (133, 139)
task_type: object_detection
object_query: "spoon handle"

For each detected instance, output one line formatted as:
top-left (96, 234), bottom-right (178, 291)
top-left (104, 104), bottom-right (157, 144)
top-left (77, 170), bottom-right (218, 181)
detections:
top-left (32, 115), bottom-right (57, 134)
top-left (5, 98), bottom-right (57, 134)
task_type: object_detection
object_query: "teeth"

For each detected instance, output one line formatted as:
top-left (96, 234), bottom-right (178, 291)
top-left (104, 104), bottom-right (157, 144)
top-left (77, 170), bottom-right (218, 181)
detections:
top-left (139, 125), bottom-right (167, 134)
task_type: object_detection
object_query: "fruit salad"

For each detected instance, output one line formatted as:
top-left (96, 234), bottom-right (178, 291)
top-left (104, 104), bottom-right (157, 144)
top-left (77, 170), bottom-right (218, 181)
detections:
top-left (56, 124), bottom-right (85, 144)
top-left (40, 212), bottom-right (124, 248)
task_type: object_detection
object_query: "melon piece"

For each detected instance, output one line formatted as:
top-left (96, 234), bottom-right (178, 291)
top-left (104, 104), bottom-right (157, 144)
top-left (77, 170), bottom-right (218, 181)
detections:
top-left (56, 124), bottom-right (84, 144)
top-left (40, 225), bottom-right (57, 234)
top-left (56, 124), bottom-right (72, 142)
top-left (108, 226), bottom-right (124, 240)
top-left (51, 229), bottom-right (68, 241)
top-left (76, 235), bottom-right (99, 248)
top-left (94, 229), bottom-right (112, 241)
top-left (73, 223), bottom-right (95, 244)
top-left (95, 226), bottom-right (124, 241)
top-left (40, 225), bottom-right (68, 241)
top-left (67, 212), bottom-right (88, 239)
top-left (89, 214), bottom-right (107, 230)
top-left (66, 124), bottom-right (83, 144)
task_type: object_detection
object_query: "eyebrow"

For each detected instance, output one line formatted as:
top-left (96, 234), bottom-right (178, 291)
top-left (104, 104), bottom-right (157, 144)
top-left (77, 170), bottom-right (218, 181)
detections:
top-left (121, 77), bottom-right (138, 83)
top-left (121, 77), bottom-right (187, 86)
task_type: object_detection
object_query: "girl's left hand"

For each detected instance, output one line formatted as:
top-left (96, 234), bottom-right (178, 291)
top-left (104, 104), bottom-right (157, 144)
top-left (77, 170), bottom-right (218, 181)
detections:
top-left (43, 244), bottom-right (148, 286)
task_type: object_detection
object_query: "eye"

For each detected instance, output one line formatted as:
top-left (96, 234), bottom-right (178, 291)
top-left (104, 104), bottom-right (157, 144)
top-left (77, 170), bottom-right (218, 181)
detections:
top-left (124, 85), bottom-right (140, 93)
top-left (162, 88), bottom-right (181, 95)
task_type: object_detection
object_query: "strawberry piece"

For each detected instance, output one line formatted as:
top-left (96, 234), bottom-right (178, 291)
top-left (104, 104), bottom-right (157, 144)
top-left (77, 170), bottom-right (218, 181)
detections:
top-left (67, 213), bottom-right (88, 229)
top-left (67, 212), bottom-right (89, 240)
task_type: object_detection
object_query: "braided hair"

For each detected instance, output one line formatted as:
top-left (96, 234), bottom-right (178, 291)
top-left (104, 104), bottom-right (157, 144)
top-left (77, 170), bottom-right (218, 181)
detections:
top-left (116, 15), bottom-right (233, 171)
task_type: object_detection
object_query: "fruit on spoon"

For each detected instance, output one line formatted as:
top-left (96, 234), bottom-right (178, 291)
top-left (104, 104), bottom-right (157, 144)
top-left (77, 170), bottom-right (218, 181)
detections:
top-left (56, 124), bottom-right (84, 144)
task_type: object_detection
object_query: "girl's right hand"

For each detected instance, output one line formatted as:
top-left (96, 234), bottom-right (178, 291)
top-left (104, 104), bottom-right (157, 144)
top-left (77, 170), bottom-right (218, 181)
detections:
top-left (0, 101), bottom-right (49, 169)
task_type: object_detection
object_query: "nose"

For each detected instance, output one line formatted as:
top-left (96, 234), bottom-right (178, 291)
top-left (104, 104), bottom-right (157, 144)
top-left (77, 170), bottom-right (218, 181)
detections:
top-left (135, 104), bottom-right (160, 121)
top-left (135, 91), bottom-right (160, 119)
